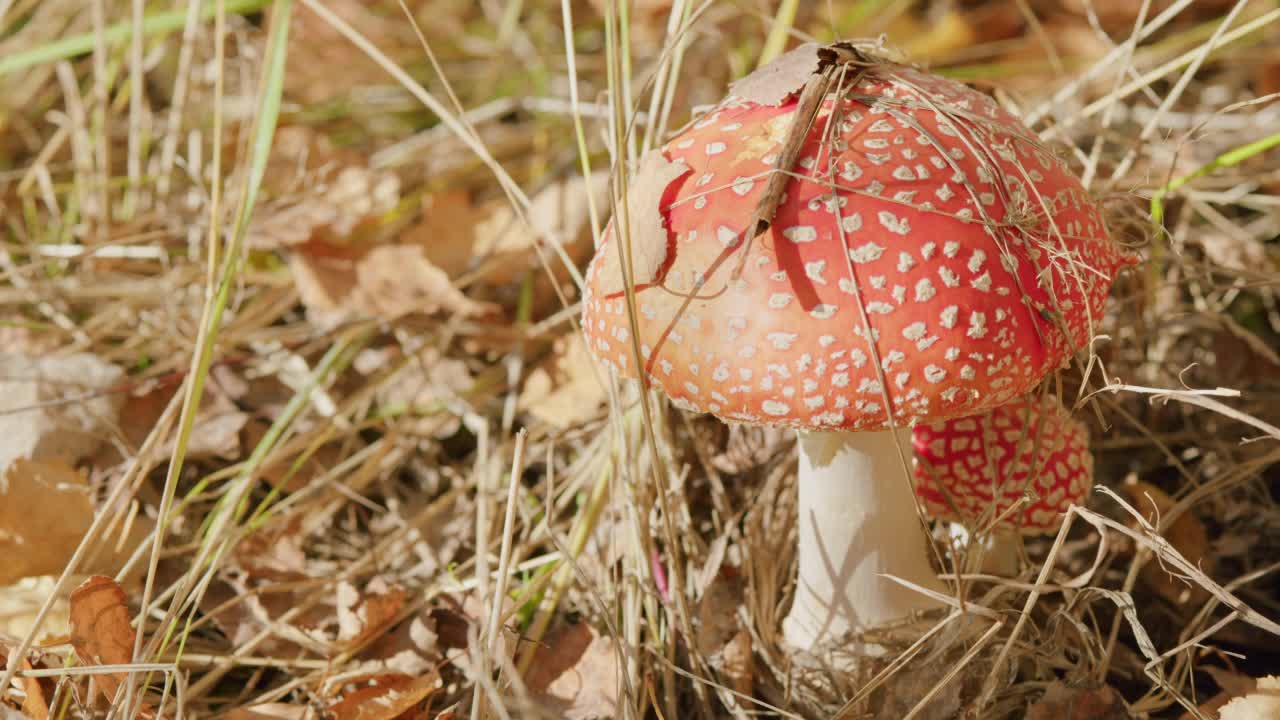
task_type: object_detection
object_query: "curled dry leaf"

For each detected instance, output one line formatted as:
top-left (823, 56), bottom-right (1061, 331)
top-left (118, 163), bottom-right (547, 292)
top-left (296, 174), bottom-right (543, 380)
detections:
top-left (525, 622), bottom-right (620, 720)
top-left (329, 672), bottom-right (441, 720)
top-left (0, 634), bottom-right (49, 720)
top-left (469, 171), bottom-right (610, 284)
top-left (337, 578), bottom-right (409, 652)
top-left (1120, 479), bottom-right (1211, 606)
top-left (68, 576), bottom-right (158, 715)
top-left (0, 353), bottom-right (124, 470)
top-left (593, 150), bottom-right (690, 296)
top-left (728, 43), bottom-right (823, 106)
top-left (518, 334), bottom-right (607, 429)
top-left (354, 244), bottom-right (495, 320)
top-left (0, 459), bottom-right (145, 585)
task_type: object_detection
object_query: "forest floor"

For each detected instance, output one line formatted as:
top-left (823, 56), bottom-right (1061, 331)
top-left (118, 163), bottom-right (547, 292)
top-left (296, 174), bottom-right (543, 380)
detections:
top-left (1, 1), bottom-right (1279, 718)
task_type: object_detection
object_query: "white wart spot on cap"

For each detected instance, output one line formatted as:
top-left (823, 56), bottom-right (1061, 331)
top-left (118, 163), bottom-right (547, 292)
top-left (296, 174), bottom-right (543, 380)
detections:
top-left (767, 332), bottom-right (799, 349)
top-left (914, 278), bottom-right (936, 302)
top-left (805, 260), bottom-right (827, 284)
top-left (877, 210), bottom-right (911, 235)
top-left (783, 225), bottom-right (817, 243)
top-left (848, 242), bottom-right (885, 263)
top-left (762, 400), bottom-right (790, 416)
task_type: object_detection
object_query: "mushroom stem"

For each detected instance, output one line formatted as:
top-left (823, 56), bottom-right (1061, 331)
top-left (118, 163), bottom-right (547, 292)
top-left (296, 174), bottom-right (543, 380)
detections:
top-left (784, 428), bottom-right (947, 652)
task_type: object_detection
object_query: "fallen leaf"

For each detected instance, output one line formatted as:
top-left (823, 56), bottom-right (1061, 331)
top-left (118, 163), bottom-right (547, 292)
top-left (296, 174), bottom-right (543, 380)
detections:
top-left (593, 151), bottom-right (689, 296)
top-left (285, 1), bottom-right (420, 106)
top-left (728, 43), bottom-right (823, 105)
top-left (337, 578), bottom-right (409, 652)
top-left (247, 126), bottom-right (399, 251)
top-left (518, 334), bottom-right (606, 428)
top-left (354, 244), bottom-right (494, 319)
top-left (469, 171), bottom-right (610, 285)
top-left (1120, 479), bottom-right (1211, 606)
top-left (0, 353), bottom-right (124, 471)
top-left (374, 347), bottom-right (472, 439)
top-left (0, 634), bottom-right (50, 720)
top-left (358, 608), bottom-right (444, 678)
top-left (329, 673), bottom-right (441, 720)
top-left (68, 576), bottom-right (152, 712)
top-left (0, 460), bottom-right (145, 584)
top-left (1219, 676), bottom-right (1280, 720)
top-left (525, 622), bottom-right (620, 720)
top-left (408, 190), bottom-right (483, 278)
top-left (1026, 683), bottom-right (1130, 719)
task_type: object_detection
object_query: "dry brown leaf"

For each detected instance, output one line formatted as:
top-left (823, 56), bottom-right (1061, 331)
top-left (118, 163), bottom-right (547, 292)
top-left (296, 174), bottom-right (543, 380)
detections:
top-left (291, 242), bottom-right (493, 327)
top-left (526, 622), bottom-right (620, 720)
top-left (469, 171), bottom-right (610, 285)
top-left (68, 576), bottom-right (157, 714)
top-left (329, 673), bottom-right (441, 720)
top-left (0, 459), bottom-right (145, 585)
top-left (247, 127), bottom-right (399, 251)
top-left (233, 515), bottom-right (309, 580)
top-left (337, 578), bottom-right (408, 652)
top-left (1120, 480), bottom-right (1211, 606)
top-left (518, 334), bottom-right (606, 429)
top-left (0, 353), bottom-right (124, 470)
top-left (358, 608), bottom-right (444, 678)
top-left (0, 634), bottom-right (50, 720)
top-left (728, 43), bottom-right (822, 105)
top-left (594, 151), bottom-right (689, 295)
top-left (1026, 683), bottom-right (1130, 719)
top-left (408, 190), bottom-right (483, 278)
top-left (285, 1), bottom-right (419, 106)
top-left (354, 244), bottom-right (494, 320)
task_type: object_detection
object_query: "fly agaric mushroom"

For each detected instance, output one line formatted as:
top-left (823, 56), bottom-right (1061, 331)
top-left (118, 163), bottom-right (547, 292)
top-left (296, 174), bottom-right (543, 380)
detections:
top-left (912, 394), bottom-right (1092, 575)
top-left (581, 43), bottom-right (1135, 651)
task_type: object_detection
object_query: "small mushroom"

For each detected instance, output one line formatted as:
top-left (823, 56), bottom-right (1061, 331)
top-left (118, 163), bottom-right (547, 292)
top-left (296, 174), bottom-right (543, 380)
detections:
top-left (912, 394), bottom-right (1093, 575)
top-left (581, 47), bottom-right (1135, 652)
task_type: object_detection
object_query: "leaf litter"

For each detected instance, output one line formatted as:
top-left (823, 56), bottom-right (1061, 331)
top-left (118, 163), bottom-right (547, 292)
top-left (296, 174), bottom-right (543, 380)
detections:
top-left (1, 0), bottom-right (1279, 719)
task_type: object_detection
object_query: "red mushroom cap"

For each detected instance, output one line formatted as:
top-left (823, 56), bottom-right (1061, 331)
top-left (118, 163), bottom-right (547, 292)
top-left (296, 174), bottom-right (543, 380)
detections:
top-left (911, 395), bottom-right (1092, 533)
top-left (582, 55), bottom-right (1136, 431)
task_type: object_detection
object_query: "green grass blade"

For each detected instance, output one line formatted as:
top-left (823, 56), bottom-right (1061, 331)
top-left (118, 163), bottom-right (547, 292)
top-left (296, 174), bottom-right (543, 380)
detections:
top-left (0, 0), bottom-right (272, 78)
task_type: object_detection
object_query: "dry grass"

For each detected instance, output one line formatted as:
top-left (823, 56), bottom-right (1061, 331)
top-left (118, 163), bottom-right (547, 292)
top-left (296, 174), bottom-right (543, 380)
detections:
top-left (0, 1), bottom-right (1278, 719)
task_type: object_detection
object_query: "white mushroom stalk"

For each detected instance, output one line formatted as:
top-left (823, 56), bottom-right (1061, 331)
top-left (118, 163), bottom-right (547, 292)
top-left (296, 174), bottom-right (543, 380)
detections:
top-left (784, 429), bottom-right (947, 651)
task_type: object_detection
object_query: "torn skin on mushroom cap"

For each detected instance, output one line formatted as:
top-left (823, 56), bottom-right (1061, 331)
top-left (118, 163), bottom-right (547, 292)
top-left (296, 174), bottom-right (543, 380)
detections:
top-left (581, 62), bottom-right (1136, 432)
top-left (912, 394), bottom-right (1093, 535)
